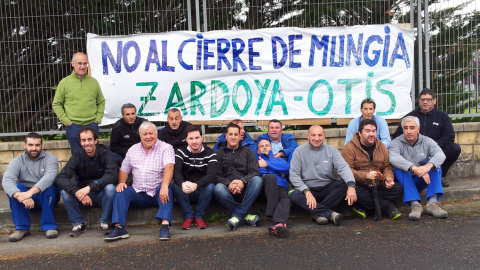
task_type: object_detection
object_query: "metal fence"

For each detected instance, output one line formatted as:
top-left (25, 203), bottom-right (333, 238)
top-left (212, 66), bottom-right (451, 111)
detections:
top-left (0, 0), bottom-right (478, 136)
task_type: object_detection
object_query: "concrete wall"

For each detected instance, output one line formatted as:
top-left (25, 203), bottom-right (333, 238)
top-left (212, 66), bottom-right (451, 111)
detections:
top-left (1, 123), bottom-right (478, 187)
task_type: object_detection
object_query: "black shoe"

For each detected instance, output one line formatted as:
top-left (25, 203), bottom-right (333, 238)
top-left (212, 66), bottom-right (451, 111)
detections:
top-left (387, 204), bottom-right (402, 220)
top-left (441, 180), bottom-right (450, 187)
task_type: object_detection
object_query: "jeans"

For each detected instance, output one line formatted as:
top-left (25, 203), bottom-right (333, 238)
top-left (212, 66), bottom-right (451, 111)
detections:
top-left (111, 185), bottom-right (173, 227)
top-left (8, 183), bottom-right (60, 231)
top-left (66, 122), bottom-right (99, 155)
top-left (172, 182), bottom-right (215, 219)
top-left (113, 152), bottom-right (125, 168)
top-left (61, 184), bottom-right (116, 225)
top-left (394, 167), bottom-right (443, 205)
top-left (214, 176), bottom-right (263, 220)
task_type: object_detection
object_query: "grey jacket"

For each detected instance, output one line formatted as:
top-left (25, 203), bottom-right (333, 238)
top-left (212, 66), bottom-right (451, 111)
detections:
top-left (289, 143), bottom-right (355, 192)
top-left (2, 150), bottom-right (59, 197)
top-left (389, 134), bottom-right (446, 172)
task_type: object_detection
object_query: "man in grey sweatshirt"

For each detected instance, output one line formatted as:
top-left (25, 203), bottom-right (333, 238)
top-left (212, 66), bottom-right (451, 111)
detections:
top-left (2, 132), bottom-right (60, 242)
top-left (289, 125), bottom-right (357, 226)
top-left (389, 116), bottom-right (447, 221)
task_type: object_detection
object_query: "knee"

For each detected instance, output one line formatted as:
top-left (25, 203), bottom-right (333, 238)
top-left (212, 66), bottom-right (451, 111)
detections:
top-left (204, 183), bottom-right (215, 193)
top-left (248, 176), bottom-right (263, 189)
top-left (214, 183), bottom-right (229, 197)
top-left (103, 184), bottom-right (116, 197)
top-left (61, 190), bottom-right (75, 202)
top-left (289, 189), bottom-right (304, 203)
top-left (262, 174), bottom-right (277, 186)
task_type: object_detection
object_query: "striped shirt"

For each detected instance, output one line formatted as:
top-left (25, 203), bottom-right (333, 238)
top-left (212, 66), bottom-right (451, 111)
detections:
top-left (121, 140), bottom-right (175, 197)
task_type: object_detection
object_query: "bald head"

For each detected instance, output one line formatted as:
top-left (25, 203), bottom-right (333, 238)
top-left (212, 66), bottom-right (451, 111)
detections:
top-left (307, 125), bottom-right (326, 150)
top-left (71, 52), bottom-right (88, 78)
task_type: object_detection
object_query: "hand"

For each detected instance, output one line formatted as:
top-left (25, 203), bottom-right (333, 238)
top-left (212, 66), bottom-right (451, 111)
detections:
top-left (22, 198), bottom-right (35, 209)
top-left (228, 181), bottom-right (238, 193)
top-left (345, 186), bottom-right (357, 206)
top-left (422, 173), bottom-right (431, 185)
top-left (233, 180), bottom-right (244, 194)
top-left (258, 157), bottom-right (267, 168)
top-left (305, 191), bottom-right (317, 209)
top-left (412, 164), bottom-right (433, 177)
top-left (116, 183), bottom-right (127, 192)
top-left (81, 195), bottom-right (93, 206)
top-left (16, 191), bottom-right (33, 202)
top-left (182, 181), bottom-right (197, 194)
top-left (75, 186), bottom-right (91, 201)
top-left (384, 178), bottom-right (395, 189)
top-left (365, 171), bottom-right (377, 181)
top-left (159, 186), bottom-right (170, 204)
top-left (273, 152), bottom-right (285, 159)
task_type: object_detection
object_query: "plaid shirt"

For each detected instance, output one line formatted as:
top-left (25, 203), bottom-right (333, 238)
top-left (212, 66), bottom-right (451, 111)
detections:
top-left (121, 140), bottom-right (175, 197)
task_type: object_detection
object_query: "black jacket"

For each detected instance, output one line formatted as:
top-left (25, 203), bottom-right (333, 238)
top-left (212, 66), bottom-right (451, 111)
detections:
top-left (173, 145), bottom-right (218, 188)
top-left (110, 117), bottom-right (146, 157)
top-left (158, 121), bottom-right (191, 149)
top-left (55, 144), bottom-right (118, 195)
top-left (393, 107), bottom-right (455, 148)
top-left (215, 145), bottom-right (259, 186)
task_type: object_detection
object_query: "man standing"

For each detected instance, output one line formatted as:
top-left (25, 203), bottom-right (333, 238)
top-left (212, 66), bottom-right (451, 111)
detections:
top-left (2, 133), bottom-right (60, 242)
top-left (257, 119), bottom-right (298, 162)
top-left (158, 108), bottom-right (191, 149)
top-left (341, 119), bottom-right (403, 220)
top-left (110, 103), bottom-right (145, 167)
top-left (289, 125), bottom-right (357, 226)
top-left (345, 98), bottom-right (391, 147)
top-left (257, 139), bottom-right (291, 238)
top-left (172, 125), bottom-right (217, 230)
top-left (52, 52), bottom-right (105, 155)
top-left (55, 127), bottom-right (117, 237)
top-left (212, 119), bottom-right (257, 152)
top-left (105, 122), bottom-right (175, 241)
top-left (390, 116), bottom-right (447, 221)
top-left (215, 122), bottom-right (263, 231)
top-left (393, 88), bottom-right (461, 187)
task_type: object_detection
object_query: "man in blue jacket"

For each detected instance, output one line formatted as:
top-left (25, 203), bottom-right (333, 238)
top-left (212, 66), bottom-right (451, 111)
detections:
top-left (257, 119), bottom-right (298, 163)
top-left (212, 119), bottom-right (256, 152)
top-left (393, 88), bottom-right (461, 187)
top-left (257, 139), bottom-right (290, 238)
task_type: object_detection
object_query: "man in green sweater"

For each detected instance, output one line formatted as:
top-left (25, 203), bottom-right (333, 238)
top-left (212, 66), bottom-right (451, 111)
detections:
top-left (53, 52), bottom-right (105, 155)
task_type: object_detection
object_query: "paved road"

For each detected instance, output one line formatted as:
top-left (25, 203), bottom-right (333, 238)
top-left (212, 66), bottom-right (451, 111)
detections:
top-left (1, 209), bottom-right (480, 269)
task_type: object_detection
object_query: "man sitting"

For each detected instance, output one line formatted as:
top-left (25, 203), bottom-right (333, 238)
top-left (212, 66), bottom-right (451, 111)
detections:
top-left (172, 125), bottom-right (217, 230)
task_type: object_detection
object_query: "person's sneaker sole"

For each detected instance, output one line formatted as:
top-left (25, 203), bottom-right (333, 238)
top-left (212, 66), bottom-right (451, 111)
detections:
top-left (159, 236), bottom-right (170, 241)
top-left (408, 215), bottom-right (420, 221)
top-left (390, 212), bottom-right (402, 220)
top-left (226, 221), bottom-right (237, 231)
top-left (352, 208), bottom-right (367, 219)
top-left (424, 210), bottom-right (448, 219)
top-left (268, 226), bottom-right (277, 236)
top-left (311, 216), bottom-right (328, 225)
top-left (104, 233), bottom-right (130, 242)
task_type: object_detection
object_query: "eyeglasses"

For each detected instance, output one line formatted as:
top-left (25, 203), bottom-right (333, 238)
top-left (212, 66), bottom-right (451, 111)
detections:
top-left (420, 98), bottom-right (434, 102)
top-left (74, 62), bottom-right (88, 66)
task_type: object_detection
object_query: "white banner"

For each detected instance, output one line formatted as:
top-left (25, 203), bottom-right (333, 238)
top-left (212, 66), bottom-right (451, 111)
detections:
top-left (87, 25), bottom-right (414, 125)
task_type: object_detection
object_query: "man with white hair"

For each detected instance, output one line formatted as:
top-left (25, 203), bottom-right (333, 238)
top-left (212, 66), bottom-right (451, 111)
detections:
top-left (389, 116), bottom-right (447, 221)
top-left (105, 121), bottom-right (175, 241)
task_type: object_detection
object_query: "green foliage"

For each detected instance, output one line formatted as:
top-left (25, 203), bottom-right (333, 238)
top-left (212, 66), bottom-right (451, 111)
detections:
top-left (205, 212), bottom-right (229, 223)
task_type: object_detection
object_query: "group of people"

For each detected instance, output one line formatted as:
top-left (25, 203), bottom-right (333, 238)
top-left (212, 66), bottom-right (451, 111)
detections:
top-left (2, 52), bottom-right (460, 242)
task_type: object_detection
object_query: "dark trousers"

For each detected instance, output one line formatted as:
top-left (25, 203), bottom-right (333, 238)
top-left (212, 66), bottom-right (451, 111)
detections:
top-left (290, 180), bottom-right (347, 218)
top-left (262, 174), bottom-right (290, 224)
top-left (440, 143), bottom-right (461, 177)
top-left (354, 182), bottom-right (403, 214)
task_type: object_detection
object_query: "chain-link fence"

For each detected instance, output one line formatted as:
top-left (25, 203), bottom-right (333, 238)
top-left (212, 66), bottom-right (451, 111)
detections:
top-left (0, 0), bottom-right (478, 136)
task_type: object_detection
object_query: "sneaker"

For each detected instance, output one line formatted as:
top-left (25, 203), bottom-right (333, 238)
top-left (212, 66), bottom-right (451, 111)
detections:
top-left (100, 223), bottom-right (111, 235)
top-left (330, 212), bottom-right (343, 226)
top-left (194, 218), bottom-right (207, 229)
top-left (104, 225), bottom-right (129, 242)
top-left (352, 207), bottom-right (367, 219)
top-left (159, 226), bottom-right (170, 241)
top-left (226, 216), bottom-right (240, 231)
top-left (45, 229), bottom-right (58, 239)
top-left (441, 179), bottom-right (450, 187)
top-left (268, 223), bottom-right (288, 238)
top-left (243, 214), bottom-right (260, 227)
top-left (9, 230), bottom-right (30, 242)
top-left (409, 204), bottom-right (423, 221)
top-left (387, 205), bottom-right (401, 220)
top-left (70, 222), bottom-right (87, 237)
top-left (424, 202), bottom-right (448, 219)
top-left (181, 218), bottom-right (194, 230)
top-left (311, 216), bottom-right (328, 225)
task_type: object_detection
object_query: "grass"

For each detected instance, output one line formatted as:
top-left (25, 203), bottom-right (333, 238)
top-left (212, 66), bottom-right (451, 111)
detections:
top-left (205, 212), bottom-right (229, 223)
